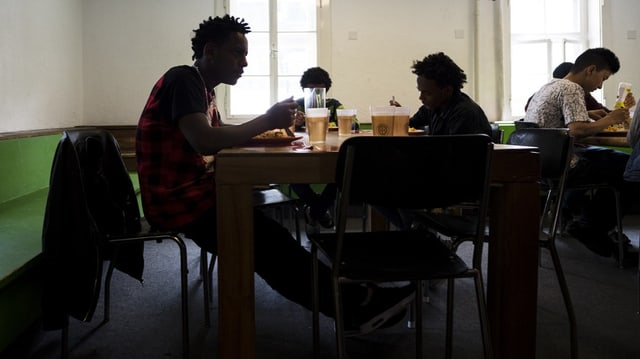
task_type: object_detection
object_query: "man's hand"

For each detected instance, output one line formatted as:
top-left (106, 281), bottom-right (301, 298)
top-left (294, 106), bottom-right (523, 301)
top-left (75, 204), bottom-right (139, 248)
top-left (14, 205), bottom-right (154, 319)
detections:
top-left (266, 97), bottom-right (298, 129)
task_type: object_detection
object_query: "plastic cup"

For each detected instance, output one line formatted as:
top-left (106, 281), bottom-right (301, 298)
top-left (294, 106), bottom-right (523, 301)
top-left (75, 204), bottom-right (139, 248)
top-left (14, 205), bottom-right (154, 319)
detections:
top-left (337, 109), bottom-right (357, 136)
top-left (304, 88), bottom-right (326, 109)
top-left (305, 108), bottom-right (329, 144)
top-left (370, 106), bottom-right (395, 136)
top-left (393, 107), bottom-right (411, 136)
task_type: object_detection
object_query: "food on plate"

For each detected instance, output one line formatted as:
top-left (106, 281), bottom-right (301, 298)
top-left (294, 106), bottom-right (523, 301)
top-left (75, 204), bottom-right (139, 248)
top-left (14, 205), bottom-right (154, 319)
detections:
top-left (253, 129), bottom-right (289, 139)
top-left (603, 120), bottom-right (630, 132)
top-left (328, 122), bottom-right (337, 128)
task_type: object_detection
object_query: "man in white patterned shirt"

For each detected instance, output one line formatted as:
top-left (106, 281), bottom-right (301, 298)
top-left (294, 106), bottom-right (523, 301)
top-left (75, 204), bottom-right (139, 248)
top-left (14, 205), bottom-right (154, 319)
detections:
top-left (524, 47), bottom-right (636, 259)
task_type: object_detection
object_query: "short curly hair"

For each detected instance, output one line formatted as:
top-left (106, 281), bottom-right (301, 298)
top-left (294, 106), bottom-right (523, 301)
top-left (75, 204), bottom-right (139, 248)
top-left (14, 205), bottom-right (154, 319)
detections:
top-left (299, 67), bottom-right (332, 91)
top-left (573, 47), bottom-right (620, 74)
top-left (191, 15), bottom-right (251, 60)
top-left (411, 52), bottom-right (467, 91)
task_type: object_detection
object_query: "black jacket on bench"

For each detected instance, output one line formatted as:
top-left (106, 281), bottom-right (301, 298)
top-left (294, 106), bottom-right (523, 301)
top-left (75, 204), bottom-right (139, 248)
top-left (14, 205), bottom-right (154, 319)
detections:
top-left (41, 129), bottom-right (143, 330)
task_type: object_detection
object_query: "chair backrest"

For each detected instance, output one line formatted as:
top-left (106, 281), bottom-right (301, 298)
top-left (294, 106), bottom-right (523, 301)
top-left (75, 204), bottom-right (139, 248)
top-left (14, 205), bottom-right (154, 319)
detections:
top-left (490, 123), bottom-right (504, 143)
top-left (506, 128), bottom-right (573, 181)
top-left (334, 135), bottom-right (494, 264)
top-left (336, 135), bottom-right (493, 210)
top-left (514, 119), bottom-right (540, 130)
top-left (42, 128), bottom-right (143, 327)
top-left (507, 128), bottom-right (573, 236)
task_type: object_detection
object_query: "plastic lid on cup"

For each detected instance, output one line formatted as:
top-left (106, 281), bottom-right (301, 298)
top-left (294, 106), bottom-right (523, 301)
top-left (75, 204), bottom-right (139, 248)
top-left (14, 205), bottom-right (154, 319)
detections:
top-left (337, 109), bottom-right (357, 116)
top-left (370, 106), bottom-right (395, 116)
top-left (305, 108), bottom-right (329, 117)
top-left (394, 106), bottom-right (411, 116)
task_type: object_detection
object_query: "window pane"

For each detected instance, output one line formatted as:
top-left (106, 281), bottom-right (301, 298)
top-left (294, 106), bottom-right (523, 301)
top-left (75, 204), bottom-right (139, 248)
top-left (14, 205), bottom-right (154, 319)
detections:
top-left (546, 0), bottom-right (580, 33)
top-left (230, 0), bottom-right (269, 32)
top-left (245, 32), bottom-right (270, 76)
top-left (228, 0), bottom-right (317, 119)
top-left (231, 76), bottom-right (271, 115)
top-left (511, 1), bottom-right (545, 34)
top-left (279, 76), bottom-right (303, 101)
top-left (278, 33), bottom-right (316, 76)
top-left (278, 0), bottom-right (316, 32)
top-left (511, 42), bottom-right (549, 117)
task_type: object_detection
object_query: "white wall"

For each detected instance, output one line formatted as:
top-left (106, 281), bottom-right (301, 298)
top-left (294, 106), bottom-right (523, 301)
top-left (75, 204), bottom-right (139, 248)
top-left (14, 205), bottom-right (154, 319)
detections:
top-left (82, 0), bottom-right (212, 125)
top-left (601, 0), bottom-right (640, 108)
top-left (327, 0), bottom-right (502, 122)
top-left (0, 0), bottom-right (83, 132)
top-left (1, 0), bottom-right (639, 132)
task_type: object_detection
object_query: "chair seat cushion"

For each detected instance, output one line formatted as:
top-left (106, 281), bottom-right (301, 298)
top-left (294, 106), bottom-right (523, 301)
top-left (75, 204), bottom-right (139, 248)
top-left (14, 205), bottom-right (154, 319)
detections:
top-left (310, 231), bottom-right (470, 281)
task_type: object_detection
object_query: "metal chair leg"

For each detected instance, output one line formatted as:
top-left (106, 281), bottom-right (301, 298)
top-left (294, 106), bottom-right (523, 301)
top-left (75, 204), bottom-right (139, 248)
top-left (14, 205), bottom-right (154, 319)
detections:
top-left (548, 244), bottom-right (578, 359)
top-left (200, 248), bottom-right (211, 328)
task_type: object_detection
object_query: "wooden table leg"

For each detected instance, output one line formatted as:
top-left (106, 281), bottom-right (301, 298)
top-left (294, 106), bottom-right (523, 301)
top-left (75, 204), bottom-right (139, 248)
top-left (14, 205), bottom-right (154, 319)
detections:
top-left (487, 182), bottom-right (539, 358)
top-left (217, 184), bottom-right (256, 359)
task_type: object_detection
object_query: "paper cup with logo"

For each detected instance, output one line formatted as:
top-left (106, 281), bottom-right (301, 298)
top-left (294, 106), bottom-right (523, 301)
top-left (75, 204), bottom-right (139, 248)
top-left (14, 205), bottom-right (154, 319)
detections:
top-left (370, 106), bottom-right (395, 136)
top-left (305, 107), bottom-right (329, 144)
top-left (393, 106), bottom-right (411, 136)
top-left (336, 109), bottom-right (357, 136)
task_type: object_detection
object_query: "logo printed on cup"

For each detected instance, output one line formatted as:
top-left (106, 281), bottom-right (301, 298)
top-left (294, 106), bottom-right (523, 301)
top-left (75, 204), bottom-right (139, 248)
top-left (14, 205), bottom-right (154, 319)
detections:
top-left (370, 106), bottom-right (395, 136)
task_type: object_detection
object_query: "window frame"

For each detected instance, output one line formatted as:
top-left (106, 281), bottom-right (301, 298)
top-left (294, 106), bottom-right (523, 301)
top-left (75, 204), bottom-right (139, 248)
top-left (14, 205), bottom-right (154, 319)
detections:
top-left (216, 0), bottom-right (322, 124)
top-left (506, 0), bottom-right (601, 119)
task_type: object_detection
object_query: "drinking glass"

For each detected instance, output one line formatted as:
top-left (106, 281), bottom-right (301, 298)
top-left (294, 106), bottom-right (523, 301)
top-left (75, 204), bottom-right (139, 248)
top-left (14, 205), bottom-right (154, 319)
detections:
top-left (305, 108), bottom-right (329, 144)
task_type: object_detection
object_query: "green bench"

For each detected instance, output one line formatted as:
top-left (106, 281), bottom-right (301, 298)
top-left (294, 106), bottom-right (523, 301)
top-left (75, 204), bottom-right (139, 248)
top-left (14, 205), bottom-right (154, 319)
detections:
top-left (0, 130), bottom-right (61, 353)
top-left (0, 127), bottom-right (142, 354)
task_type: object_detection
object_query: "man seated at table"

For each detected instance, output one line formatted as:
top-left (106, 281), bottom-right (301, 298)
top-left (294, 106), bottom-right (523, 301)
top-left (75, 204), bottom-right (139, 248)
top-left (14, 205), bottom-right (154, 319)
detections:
top-left (525, 61), bottom-right (614, 119)
top-left (390, 52), bottom-right (492, 137)
top-left (290, 67), bottom-right (345, 229)
top-left (135, 15), bottom-right (414, 336)
top-left (523, 47), bottom-right (637, 259)
top-left (385, 52), bottom-right (492, 229)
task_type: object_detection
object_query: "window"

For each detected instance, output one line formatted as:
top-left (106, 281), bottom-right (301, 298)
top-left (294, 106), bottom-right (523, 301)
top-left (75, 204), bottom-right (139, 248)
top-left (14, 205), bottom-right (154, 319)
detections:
top-left (225, 0), bottom-right (317, 121)
top-left (509, 0), bottom-right (599, 118)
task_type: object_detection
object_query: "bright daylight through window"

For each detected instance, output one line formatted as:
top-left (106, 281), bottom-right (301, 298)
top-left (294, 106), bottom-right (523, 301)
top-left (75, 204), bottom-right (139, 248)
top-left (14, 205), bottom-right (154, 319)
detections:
top-left (227, 0), bottom-right (317, 120)
top-left (510, 0), bottom-right (595, 118)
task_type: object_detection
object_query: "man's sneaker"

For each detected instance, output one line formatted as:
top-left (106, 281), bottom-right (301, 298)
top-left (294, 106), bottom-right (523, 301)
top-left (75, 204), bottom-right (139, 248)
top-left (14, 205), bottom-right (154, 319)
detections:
top-left (565, 221), bottom-right (613, 257)
top-left (304, 205), bottom-right (334, 229)
top-left (343, 285), bottom-right (415, 336)
top-left (611, 236), bottom-right (639, 268)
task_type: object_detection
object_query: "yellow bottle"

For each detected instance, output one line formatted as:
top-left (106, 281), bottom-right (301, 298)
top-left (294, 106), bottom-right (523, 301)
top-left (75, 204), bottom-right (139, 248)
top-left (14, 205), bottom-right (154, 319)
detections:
top-left (615, 82), bottom-right (632, 109)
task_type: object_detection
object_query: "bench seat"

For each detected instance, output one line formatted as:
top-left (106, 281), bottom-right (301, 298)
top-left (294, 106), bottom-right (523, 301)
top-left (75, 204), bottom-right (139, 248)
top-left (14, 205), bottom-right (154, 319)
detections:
top-left (0, 188), bottom-right (49, 288)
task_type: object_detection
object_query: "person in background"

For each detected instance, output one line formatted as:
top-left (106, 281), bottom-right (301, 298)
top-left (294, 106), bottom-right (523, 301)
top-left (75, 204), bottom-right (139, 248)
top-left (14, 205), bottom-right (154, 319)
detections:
top-left (389, 52), bottom-right (492, 137)
top-left (293, 67), bottom-right (346, 131)
top-left (136, 15), bottom-right (413, 335)
top-left (523, 47), bottom-right (637, 259)
top-left (525, 61), bottom-right (619, 120)
top-left (385, 52), bottom-right (492, 229)
top-left (290, 67), bottom-right (344, 229)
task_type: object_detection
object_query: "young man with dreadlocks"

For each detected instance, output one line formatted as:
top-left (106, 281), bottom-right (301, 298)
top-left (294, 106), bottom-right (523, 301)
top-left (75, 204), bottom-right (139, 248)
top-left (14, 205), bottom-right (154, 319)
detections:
top-left (136, 15), bottom-right (413, 335)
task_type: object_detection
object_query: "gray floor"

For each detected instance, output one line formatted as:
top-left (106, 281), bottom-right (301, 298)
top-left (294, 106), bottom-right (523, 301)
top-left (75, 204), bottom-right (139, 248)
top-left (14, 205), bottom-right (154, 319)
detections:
top-left (5, 210), bottom-right (640, 359)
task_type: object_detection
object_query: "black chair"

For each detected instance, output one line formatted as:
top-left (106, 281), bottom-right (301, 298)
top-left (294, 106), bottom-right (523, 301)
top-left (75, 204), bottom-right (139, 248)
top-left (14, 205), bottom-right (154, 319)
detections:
top-left (507, 128), bottom-right (578, 359)
top-left (514, 119), bottom-right (540, 130)
top-left (490, 123), bottom-right (504, 143)
top-left (308, 135), bottom-right (494, 359)
top-left (42, 129), bottom-right (192, 359)
top-left (416, 128), bottom-right (577, 358)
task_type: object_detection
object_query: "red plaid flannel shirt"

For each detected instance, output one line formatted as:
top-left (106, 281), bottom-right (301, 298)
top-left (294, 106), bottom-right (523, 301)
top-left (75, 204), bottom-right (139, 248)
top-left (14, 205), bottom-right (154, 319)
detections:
top-left (136, 65), bottom-right (220, 229)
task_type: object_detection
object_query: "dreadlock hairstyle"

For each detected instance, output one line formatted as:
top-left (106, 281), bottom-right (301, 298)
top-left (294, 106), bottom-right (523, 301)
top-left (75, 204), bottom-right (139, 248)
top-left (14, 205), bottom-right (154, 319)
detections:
top-left (299, 67), bottom-right (333, 91)
top-left (572, 47), bottom-right (620, 74)
top-left (191, 15), bottom-right (251, 60)
top-left (411, 52), bottom-right (467, 91)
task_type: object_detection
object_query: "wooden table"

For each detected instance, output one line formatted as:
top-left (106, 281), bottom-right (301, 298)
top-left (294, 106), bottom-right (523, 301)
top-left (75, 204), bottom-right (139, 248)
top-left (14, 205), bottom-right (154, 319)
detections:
top-left (215, 132), bottom-right (541, 359)
top-left (578, 133), bottom-right (629, 148)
